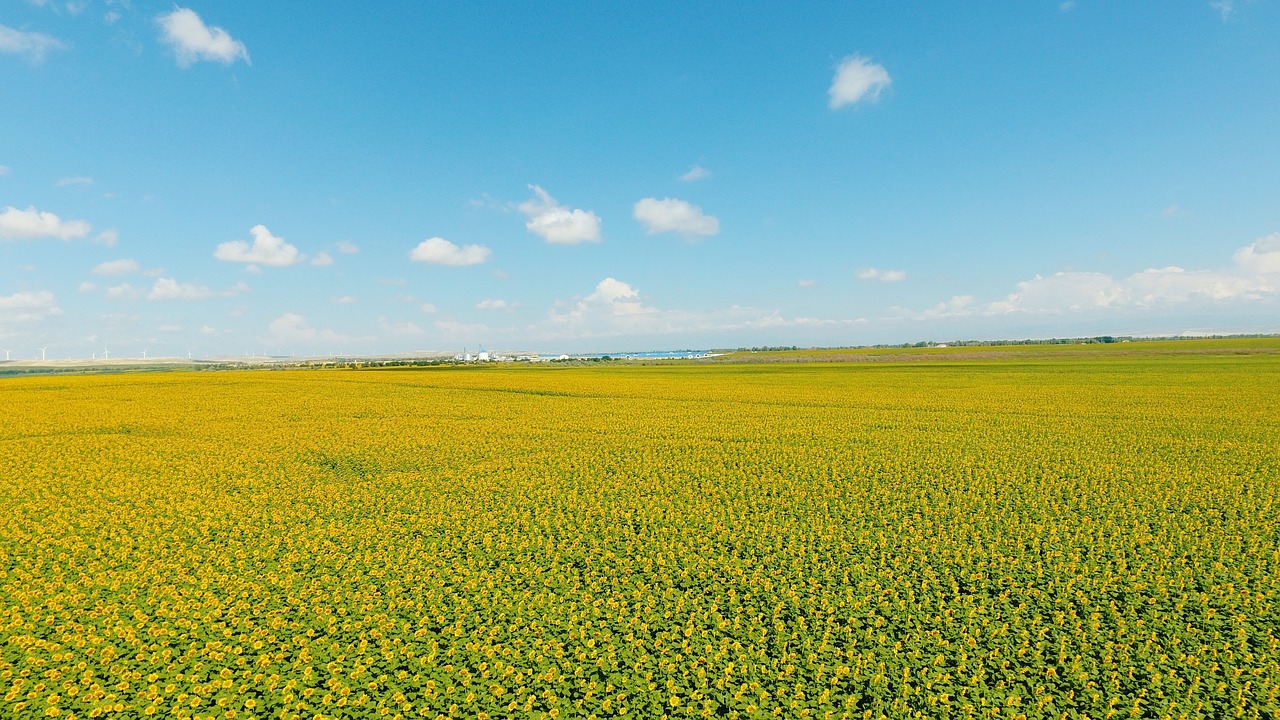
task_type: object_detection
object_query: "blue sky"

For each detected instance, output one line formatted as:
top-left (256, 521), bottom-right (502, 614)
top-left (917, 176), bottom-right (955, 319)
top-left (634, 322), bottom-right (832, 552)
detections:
top-left (2, 1), bottom-right (1278, 357)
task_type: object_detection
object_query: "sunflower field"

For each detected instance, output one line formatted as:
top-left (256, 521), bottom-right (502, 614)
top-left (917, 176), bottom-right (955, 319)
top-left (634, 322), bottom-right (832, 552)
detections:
top-left (2, 346), bottom-right (1278, 719)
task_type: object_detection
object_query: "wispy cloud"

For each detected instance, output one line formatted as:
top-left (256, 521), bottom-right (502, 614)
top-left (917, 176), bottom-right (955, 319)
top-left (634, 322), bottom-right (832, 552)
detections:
top-left (829, 55), bottom-right (891, 109)
top-left (0, 24), bottom-right (68, 64)
top-left (56, 176), bottom-right (93, 187)
top-left (267, 313), bottom-right (347, 345)
top-left (156, 7), bottom-right (249, 68)
top-left (519, 185), bottom-right (602, 244)
top-left (857, 268), bottom-right (907, 282)
top-left (0, 291), bottom-right (61, 327)
top-left (92, 259), bottom-right (140, 276)
top-left (678, 165), bottom-right (710, 183)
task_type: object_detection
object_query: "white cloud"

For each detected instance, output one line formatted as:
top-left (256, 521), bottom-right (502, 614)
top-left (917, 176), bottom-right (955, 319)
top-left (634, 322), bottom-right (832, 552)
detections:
top-left (0, 291), bottom-right (61, 326)
top-left (633, 197), bottom-right (720, 238)
top-left (544, 277), bottom-right (856, 341)
top-left (214, 225), bottom-right (303, 266)
top-left (914, 234), bottom-right (1280, 320)
top-left (267, 313), bottom-right (346, 344)
top-left (311, 251), bottom-right (334, 266)
top-left (200, 325), bottom-right (219, 336)
top-left (147, 278), bottom-right (213, 301)
top-left (56, 176), bottom-right (93, 187)
top-left (1212, 0), bottom-right (1234, 21)
top-left (856, 268), bottom-right (907, 282)
top-left (335, 240), bottom-right (359, 254)
top-left (78, 281), bottom-right (97, 292)
top-left (157, 324), bottom-right (183, 333)
top-left (798, 279), bottom-right (816, 288)
top-left (0, 24), bottom-right (67, 63)
top-left (519, 185), bottom-right (602, 244)
top-left (829, 55), bottom-right (892, 109)
top-left (332, 295), bottom-right (357, 305)
top-left (105, 284), bottom-right (141, 301)
top-left (1233, 233), bottom-right (1280, 275)
top-left (156, 7), bottom-right (249, 68)
top-left (92, 258), bottom-right (140, 275)
top-left (409, 237), bottom-right (491, 266)
top-left (419, 303), bottom-right (438, 314)
top-left (1059, 1), bottom-right (1076, 11)
top-left (94, 229), bottom-right (118, 247)
top-left (476, 299), bottom-right (514, 311)
top-left (679, 165), bottom-right (710, 182)
top-left (0, 206), bottom-right (91, 240)
top-left (1160, 204), bottom-right (1183, 218)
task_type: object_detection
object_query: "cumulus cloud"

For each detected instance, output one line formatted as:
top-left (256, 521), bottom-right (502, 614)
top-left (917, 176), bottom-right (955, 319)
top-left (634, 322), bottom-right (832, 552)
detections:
top-left (311, 251), bottom-right (334, 266)
top-left (519, 185), bottom-right (602, 244)
top-left (0, 291), bottom-right (61, 326)
top-left (92, 258), bottom-right (140, 276)
top-left (409, 237), bottom-right (491, 266)
top-left (856, 268), bottom-right (907, 282)
top-left (476, 299), bottom-right (514, 311)
top-left (633, 197), bottom-right (720, 238)
top-left (156, 7), bottom-right (249, 68)
top-left (0, 206), bottom-right (91, 240)
top-left (214, 225), bottom-right (303, 266)
top-left (332, 295), bottom-right (357, 305)
top-left (679, 165), bottom-right (710, 182)
top-left (147, 278), bottom-right (213, 301)
top-left (0, 24), bottom-right (67, 63)
top-left (829, 55), bottom-right (891, 109)
top-left (1233, 233), bottom-right (1280, 274)
top-left (419, 303), bottom-right (438, 314)
top-left (913, 233), bottom-right (1280, 320)
top-left (335, 240), bottom-right (359, 254)
top-left (94, 229), bottom-right (118, 247)
top-left (78, 281), bottom-right (97, 292)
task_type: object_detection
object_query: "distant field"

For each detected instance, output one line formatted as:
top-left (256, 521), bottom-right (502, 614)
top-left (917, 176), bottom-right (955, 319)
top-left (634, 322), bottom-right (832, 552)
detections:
top-left (2, 343), bottom-right (1278, 718)
top-left (712, 336), bottom-right (1280, 363)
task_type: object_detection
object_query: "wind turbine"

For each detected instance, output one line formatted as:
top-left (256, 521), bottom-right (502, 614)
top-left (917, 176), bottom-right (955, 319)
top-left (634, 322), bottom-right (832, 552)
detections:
top-left (141, 349), bottom-right (148, 360)
top-left (38, 346), bottom-right (47, 361)
top-left (2, 350), bottom-right (10, 361)
top-left (103, 348), bottom-right (110, 360)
